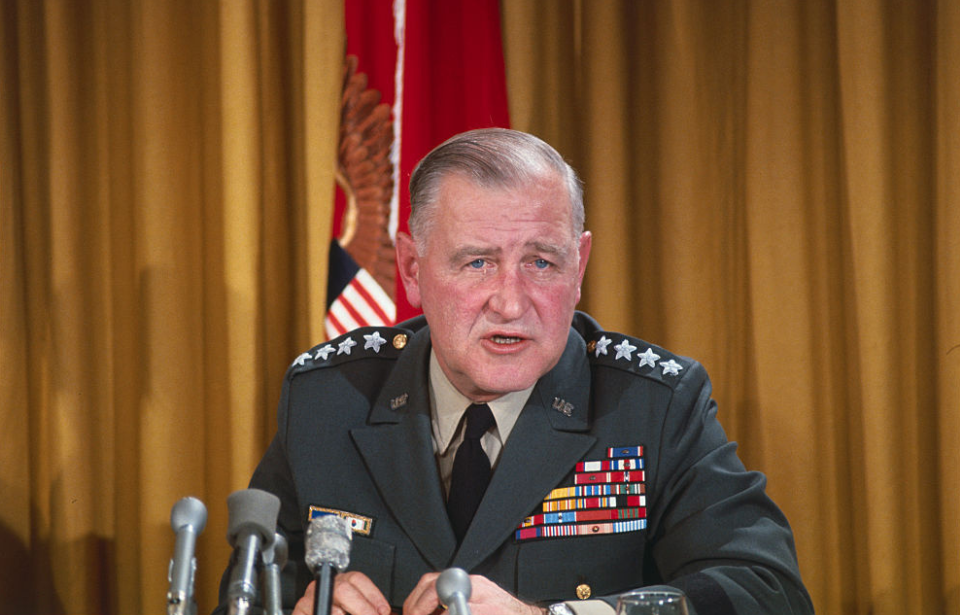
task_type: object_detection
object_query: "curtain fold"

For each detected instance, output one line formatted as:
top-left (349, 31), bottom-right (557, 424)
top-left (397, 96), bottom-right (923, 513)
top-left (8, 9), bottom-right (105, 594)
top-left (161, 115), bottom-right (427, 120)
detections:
top-left (0, 1), bottom-right (343, 613)
top-left (502, 2), bottom-right (958, 614)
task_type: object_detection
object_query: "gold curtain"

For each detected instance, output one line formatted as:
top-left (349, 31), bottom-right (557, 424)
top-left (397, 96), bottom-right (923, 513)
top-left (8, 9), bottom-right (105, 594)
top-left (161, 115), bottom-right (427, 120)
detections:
top-left (503, 1), bottom-right (959, 614)
top-left (2, 1), bottom-right (959, 615)
top-left (1, 1), bottom-right (343, 613)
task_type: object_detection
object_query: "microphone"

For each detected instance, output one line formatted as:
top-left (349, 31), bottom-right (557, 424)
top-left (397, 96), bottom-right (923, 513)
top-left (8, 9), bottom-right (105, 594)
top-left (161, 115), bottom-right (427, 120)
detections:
top-left (261, 532), bottom-right (288, 615)
top-left (304, 514), bottom-right (352, 615)
top-left (437, 567), bottom-right (473, 615)
top-left (166, 496), bottom-right (208, 615)
top-left (226, 489), bottom-right (281, 615)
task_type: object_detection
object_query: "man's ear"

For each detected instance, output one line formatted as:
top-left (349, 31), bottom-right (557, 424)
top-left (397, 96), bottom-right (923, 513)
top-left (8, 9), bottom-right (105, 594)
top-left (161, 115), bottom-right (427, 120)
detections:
top-left (577, 231), bottom-right (592, 282)
top-left (395, 232), bottom-right (422, 308)
top-left (575, 231), bottom-right (592, 303)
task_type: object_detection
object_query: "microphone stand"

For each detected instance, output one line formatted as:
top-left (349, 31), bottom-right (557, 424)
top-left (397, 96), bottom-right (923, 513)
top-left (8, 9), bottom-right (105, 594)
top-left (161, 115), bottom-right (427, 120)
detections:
top-left (313, 562), bottom-right (337, 615)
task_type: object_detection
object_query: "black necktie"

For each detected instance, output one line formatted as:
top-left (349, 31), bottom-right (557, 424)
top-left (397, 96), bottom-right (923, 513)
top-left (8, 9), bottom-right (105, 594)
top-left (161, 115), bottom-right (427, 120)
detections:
top-left (446, 403), bottom-right (496, 543)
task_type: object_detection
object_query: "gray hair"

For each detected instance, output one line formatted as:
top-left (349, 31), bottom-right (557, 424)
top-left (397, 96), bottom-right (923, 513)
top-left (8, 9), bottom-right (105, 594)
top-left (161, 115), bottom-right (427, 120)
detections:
top-left (407, 128), bottom-right (584, 247)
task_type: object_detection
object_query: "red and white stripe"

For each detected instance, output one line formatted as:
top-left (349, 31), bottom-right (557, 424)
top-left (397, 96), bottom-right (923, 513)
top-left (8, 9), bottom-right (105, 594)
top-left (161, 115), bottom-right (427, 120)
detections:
top-left (324, 268), bottom-right (396, 339)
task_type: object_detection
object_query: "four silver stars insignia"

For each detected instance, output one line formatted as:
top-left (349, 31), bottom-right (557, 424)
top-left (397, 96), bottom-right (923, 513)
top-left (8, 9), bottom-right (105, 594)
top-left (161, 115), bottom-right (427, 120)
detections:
top-left (599, 337), bottom-right (684, 378)
top-left (295, 329), bottom-right (686, 390)
top-left (292, 328), bottom-right (403, 370)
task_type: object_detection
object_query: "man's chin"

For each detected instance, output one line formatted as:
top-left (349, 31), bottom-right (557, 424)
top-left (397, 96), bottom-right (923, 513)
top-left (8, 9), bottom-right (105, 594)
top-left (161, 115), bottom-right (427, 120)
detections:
top-left (468, 371), bottom-right (540, 400)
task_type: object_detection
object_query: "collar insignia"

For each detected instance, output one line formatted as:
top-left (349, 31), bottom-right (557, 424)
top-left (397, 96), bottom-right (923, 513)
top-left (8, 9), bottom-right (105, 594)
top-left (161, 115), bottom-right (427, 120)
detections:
top-left (552, 397), bottom-right (574, 416)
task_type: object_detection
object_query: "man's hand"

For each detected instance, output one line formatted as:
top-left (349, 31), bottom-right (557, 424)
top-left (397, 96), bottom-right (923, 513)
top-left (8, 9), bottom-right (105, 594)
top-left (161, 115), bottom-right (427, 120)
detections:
top-left (404, 572), bottom-right (544, 615)
top-left (292, 571), bottom-right (393, 615)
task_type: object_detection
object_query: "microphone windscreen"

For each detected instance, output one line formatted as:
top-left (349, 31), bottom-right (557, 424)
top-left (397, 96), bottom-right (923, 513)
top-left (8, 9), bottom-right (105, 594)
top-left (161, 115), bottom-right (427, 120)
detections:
top-left (171, 496), bottom-right (208, 533)
top-left (437, 567), bottom-right (472, 605)
top-left (226, 488), bottom-right (281, 546)
top-left (305, 515), bottom-right (352, 573)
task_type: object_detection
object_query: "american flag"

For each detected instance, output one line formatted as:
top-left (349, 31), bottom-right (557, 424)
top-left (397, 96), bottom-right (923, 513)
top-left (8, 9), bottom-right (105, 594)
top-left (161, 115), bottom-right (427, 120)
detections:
top-left (324, 241), bottom-right (396, 339)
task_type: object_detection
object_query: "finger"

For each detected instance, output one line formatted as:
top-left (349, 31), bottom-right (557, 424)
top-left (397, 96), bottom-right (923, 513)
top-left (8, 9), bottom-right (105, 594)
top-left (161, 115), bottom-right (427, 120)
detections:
top-left (333, 571), bottom-right (393, 615)
top-left (465, 575), bottom-right (541, 615)
top-left (292, 580), bottom-right (317, 615)
top-left (403, 572), bottom-right (441, 615)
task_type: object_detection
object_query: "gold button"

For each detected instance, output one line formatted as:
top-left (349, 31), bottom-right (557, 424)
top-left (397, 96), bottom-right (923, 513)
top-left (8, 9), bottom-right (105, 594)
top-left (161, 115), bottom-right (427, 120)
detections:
top-left (576, 584), bottom-right (591, 600)
top-left (586, 340), bottom-right (597, 353)
top-left (392, 333), bottom-right (408, 349)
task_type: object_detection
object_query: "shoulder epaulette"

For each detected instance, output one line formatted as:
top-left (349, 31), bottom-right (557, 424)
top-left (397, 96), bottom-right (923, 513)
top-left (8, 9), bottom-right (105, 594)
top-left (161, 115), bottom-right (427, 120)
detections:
top-left (288, 325), bottom-right (411, 375)
top-left (584, 330), bottom-right (692, 388)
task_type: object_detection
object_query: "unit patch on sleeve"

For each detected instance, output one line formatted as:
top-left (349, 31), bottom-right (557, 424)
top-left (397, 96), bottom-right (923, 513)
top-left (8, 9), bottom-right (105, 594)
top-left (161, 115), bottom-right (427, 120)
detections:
top-left (515, 445), bottom-right (647, 542)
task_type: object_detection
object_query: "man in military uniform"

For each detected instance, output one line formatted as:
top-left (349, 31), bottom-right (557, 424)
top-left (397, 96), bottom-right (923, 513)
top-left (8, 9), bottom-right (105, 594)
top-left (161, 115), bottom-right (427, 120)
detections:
top-left (215, 129), bottom-right (813, 615)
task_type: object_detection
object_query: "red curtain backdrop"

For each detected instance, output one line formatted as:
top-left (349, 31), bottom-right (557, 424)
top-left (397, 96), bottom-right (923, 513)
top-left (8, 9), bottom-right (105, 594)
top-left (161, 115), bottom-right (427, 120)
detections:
top-left (339, 0), bottom-right (511, 324)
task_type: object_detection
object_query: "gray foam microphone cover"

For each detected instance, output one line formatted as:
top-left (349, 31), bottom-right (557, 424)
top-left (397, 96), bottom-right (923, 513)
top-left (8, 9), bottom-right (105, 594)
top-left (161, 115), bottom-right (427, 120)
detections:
top-left (226, 488), bottom-right (281, 545)
top-left (304, 515), bottom-right (352, 573)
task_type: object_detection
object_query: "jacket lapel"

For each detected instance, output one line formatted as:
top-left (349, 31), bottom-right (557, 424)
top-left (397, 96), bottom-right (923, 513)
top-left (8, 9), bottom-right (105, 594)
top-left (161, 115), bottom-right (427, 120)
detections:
top-left (453, 329), bottom-right (596, 570)
top-left (350, 322), bottom-right (599, 572)
top-left (350, 327), bottom-right (458, 570)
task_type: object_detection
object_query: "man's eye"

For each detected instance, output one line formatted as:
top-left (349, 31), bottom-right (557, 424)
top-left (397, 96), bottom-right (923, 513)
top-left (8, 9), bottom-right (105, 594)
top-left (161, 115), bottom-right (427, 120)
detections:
top-left (534, 258), bottom-right (551, 269)
top-left (469, 259), bottom-right (486, 269)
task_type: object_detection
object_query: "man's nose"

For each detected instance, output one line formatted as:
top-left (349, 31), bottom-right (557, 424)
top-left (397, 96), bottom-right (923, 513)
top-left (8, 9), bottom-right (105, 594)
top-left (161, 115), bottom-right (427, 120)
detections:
top-left (487, 268), bottom-right (529, 319)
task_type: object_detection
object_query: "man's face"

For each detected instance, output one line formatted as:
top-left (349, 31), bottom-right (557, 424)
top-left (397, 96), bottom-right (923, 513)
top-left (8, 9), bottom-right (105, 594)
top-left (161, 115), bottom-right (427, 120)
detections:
top-left (397, 173), bottom-right (592, 402)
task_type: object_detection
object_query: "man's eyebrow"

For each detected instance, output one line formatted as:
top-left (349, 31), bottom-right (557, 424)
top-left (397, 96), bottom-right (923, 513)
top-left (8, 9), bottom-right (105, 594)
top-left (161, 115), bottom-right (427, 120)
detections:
top-left (449, 245), bottom-right (501, 262)
top-left (447, 242), bottom-right (570, 264)
top-left (529, 241), bottom-right (566, 255)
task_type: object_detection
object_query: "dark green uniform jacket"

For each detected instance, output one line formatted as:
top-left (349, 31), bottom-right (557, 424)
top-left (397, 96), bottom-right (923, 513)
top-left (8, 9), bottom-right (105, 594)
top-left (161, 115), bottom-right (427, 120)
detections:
top-left (215, 312), bottom-right (813, 615)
